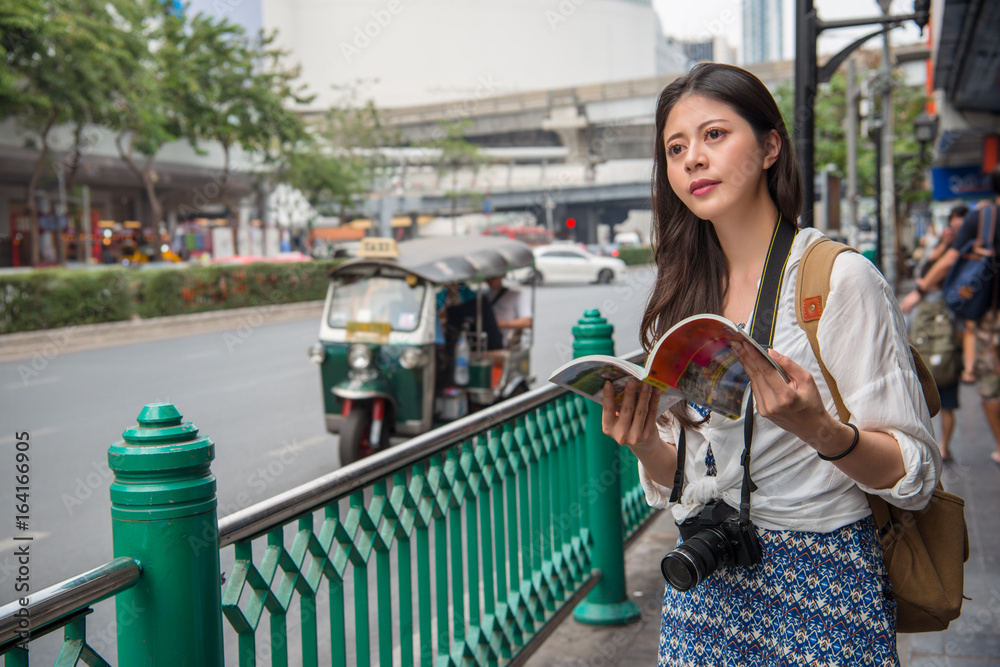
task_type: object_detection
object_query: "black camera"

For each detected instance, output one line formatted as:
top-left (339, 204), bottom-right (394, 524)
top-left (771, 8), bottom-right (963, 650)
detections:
top-left (660, 500), bottom-right (763, 592)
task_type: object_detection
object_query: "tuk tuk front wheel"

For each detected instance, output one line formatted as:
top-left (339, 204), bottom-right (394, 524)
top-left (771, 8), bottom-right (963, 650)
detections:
top-left (338, 404), bottom-right (391, 466)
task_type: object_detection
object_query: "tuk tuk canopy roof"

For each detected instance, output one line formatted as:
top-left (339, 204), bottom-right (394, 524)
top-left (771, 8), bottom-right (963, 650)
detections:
top-left (330, 236), bottom-right (534, 284)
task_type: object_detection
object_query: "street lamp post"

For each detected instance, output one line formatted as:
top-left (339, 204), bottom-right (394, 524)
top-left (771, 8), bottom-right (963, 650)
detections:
top-left (794, 0), bottom-right (930, 228)
top-left (868, 94), bottom-right (884, 272)
top-left (914, 112), bottom-right (939, 163)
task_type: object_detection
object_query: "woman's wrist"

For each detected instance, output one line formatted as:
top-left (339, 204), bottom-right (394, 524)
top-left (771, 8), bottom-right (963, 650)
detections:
top-left (627, 433), bottom-right (664, 453)
top-left (807, 417), bottom-right (859, 459)
top-left (817, 423), bottom-right (860, 461)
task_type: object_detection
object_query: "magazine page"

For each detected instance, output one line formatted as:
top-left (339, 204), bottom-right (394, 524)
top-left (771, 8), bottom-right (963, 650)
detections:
top-left (645, 314), bottom-right (788, 419)
top-left (548, 356), bottom-right (681, 414)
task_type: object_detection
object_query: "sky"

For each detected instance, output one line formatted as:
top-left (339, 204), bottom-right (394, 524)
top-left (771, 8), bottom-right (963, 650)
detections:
top-left (651, 0), bottom-right (926, 58)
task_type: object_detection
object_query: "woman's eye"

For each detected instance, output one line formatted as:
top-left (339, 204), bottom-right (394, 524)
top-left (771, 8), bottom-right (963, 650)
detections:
top-left (706, 128), bottom-right (726, 140)
top-left (667, 144), bottom-right (684, 156)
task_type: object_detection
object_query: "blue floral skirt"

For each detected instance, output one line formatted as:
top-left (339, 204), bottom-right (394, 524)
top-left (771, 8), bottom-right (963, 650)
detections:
top-left (658, 515), bottom-right (898, 667)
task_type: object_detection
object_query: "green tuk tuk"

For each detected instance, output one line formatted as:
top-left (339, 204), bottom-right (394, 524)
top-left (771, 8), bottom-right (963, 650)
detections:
top-left (308, 236), bottom-right (536, 464)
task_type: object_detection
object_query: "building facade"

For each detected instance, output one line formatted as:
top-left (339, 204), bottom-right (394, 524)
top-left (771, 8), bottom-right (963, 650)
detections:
top-left (742, 0), bottom-right (785, 64)
top-left (192, 0), bottom-right (685, 110)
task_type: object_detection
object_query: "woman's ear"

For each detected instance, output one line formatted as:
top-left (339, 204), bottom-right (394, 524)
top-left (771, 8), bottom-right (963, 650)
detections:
top-left (762, 129), bottom-right (781, 169)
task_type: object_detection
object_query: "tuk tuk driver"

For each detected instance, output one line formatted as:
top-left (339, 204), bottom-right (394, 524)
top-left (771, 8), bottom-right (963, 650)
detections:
top-left (485, 275), bottom-right (532, 348)
top-left (436, 283), bottom-right (475, 344)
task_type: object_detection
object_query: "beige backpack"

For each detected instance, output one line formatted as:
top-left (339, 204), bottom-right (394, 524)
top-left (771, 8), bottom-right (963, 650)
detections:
top-left (795, 237), bottom-right (969, 633)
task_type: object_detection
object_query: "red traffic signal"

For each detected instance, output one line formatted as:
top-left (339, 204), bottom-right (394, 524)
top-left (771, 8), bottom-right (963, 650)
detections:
top-left (566, 218), bottom-right (576, 228)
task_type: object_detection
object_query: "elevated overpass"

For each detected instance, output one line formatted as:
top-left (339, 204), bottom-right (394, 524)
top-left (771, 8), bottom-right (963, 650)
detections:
top-left (373, 61), bottom-right (795, 161)
top-left (357, 158), bottom-right (653, 243)
top-left (349, 62), bottom-right (794, 241)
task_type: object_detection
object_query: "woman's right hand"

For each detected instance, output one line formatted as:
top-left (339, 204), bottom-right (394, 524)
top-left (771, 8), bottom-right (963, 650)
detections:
top-left (601, 380), bottom-right (662, 448)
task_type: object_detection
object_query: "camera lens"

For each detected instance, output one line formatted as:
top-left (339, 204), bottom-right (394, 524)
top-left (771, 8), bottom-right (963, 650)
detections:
top-left (660, 527), bottom-right (732, 592)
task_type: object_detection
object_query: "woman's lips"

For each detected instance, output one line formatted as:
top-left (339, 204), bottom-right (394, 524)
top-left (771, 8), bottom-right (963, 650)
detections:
top-left (690, 180), bottom-right (720, 196)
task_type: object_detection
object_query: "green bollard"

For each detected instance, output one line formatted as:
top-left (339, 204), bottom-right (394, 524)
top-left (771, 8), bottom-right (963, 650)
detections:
top-left (571, 309), bottom-right (641, 625)
top-left (108, 403), bottom-right (224, 665)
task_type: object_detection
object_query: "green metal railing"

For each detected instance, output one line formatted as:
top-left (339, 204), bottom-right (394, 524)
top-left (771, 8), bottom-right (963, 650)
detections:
top-left (0, 309), bottom-right (658, 665)
top-left (0, 557), bottom-right (140, 665)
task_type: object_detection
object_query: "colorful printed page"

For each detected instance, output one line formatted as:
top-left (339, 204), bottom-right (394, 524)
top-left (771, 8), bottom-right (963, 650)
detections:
top-left (548, 314), bottom-right (787, 420)
top-left (547, 356), bottom-right (683, 415)
top-left (645, 314), bottom-right (786, 418)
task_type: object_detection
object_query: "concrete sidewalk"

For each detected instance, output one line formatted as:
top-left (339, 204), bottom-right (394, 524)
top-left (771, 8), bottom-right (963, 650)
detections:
top-left (526, 382), bottom-right (1000, 666)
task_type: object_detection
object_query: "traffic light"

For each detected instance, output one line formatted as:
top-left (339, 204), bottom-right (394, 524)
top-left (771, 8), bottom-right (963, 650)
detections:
top-left (566, 218), bottom-right (576, 229)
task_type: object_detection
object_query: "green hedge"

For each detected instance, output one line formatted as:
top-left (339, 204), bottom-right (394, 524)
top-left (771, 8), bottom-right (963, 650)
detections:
top-left (0, 261), bottom-right (339, 335)
top-left (617, 246), bottom-right (654, 266)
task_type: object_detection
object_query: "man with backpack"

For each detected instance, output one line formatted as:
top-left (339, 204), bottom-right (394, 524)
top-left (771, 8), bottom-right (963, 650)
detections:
top-left (902, 167), bottom-right (1000, 467)
top-left (900, 206), bottom-right (967, 461)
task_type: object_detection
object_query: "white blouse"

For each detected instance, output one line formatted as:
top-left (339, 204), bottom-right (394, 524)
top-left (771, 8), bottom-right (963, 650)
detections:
top-left (639, 227), bottom-right (941, 533)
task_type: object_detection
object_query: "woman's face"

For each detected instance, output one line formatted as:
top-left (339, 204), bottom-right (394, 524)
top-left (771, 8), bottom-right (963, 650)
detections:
top-left (662, 94), bottom-right (779, 221)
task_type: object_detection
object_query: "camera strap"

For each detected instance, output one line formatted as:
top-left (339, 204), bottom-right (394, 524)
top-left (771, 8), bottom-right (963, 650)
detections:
top-left (669, 216), bottom-right (796, 525)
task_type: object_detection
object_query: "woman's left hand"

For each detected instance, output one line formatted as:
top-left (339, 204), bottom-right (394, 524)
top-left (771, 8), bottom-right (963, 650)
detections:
top-left (733, 343), bottom-right (839, 447)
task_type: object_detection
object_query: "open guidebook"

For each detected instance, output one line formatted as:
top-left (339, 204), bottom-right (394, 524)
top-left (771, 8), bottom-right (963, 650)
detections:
top-left (548, 314), bottom-right (790, 420)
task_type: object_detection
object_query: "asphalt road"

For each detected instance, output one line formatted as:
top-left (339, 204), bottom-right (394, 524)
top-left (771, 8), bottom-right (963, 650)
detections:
top-left (0, 270), bottom-right (651, 662)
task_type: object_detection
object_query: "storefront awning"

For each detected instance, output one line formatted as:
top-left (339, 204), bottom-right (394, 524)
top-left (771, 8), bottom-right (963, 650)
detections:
top-left (934, 0), bottom-right (1000, 114)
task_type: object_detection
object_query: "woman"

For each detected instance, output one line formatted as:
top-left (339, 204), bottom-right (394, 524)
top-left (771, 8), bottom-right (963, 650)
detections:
top-left (602, 63), bottom-right (939, 665)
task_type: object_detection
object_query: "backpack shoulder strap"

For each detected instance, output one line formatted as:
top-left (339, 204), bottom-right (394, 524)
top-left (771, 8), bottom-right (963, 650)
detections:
top-left (796, 239), bottom-right (901, 530)
top-left (795, 240), bottom-right (946, 544)
top-left (795, 238), bottom-right (941, 423)
top-left (973, 204), bottom-right (999, 251)
top-left (795, 237), bottom-right (856, 423)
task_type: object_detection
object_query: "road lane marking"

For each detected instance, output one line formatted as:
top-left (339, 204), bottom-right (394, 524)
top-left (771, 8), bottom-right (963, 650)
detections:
top-left (5, 375), bottom-right (63, 390)
top-left (217, 366), bottom-right (312, 394)
top-left (182, 350), bottom-right (220, 361)
top-left (265, 434), bottom-right (329, 457)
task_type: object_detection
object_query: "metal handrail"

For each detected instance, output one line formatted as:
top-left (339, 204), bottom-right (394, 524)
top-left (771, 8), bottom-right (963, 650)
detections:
top-left (0, 557), bottom-right (141, 649)
top-left (218, 348), bottom-right (645, 547)
top-left (219, 381), bottom-right (561, 547)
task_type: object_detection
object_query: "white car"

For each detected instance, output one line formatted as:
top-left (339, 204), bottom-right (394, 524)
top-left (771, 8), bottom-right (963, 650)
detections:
top-left (519, 244), bottom-right (627, 285)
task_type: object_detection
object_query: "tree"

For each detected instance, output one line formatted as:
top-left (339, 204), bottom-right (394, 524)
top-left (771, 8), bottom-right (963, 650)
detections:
top-left (173, 16), bottom-right (311, 252)
top-left (423, 118), bottom-right (483, 235)
top-left (113, 3), bottom-right (196, 234)
top-left (277, 86), bottom-right (399, 221)
top-left (280, 148), bottom-right (363, 218)
top-left (2, 1), bottom-right (312, 263)
top-left (773, 67), bottom-right (929, 205)
top-left (2, 0), bottom-right (144, 264)
top-left (0, 0), bottom-right (47, 114)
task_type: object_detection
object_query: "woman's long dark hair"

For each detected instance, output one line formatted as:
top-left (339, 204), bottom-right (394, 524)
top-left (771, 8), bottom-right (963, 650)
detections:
top-left (643, 63), bottom-right (802, 429)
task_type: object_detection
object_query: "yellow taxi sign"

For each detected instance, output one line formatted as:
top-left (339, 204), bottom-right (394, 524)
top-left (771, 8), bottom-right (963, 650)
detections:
top-left (356, 237), bottom-right (399, 258)
top-left (346, 321), bottom-right (391, 343)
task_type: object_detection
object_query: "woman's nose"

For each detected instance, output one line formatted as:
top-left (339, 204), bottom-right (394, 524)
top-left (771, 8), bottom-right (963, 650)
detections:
top-left (684, 144), bottom-right (706, 172)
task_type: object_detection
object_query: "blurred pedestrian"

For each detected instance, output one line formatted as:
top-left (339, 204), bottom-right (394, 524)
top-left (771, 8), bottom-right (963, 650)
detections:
top-left (904, 169), bottom-right (1000, 467)
top-left (902, 205), bottom-right (968, 461)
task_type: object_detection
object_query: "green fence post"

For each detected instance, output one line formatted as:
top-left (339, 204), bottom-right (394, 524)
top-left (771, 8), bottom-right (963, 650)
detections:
top-left (108, 403), bottom-right (224, 665)
top-left (571, 309), bottom-right (641, 625)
